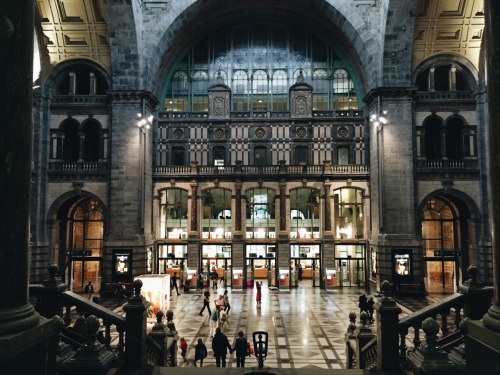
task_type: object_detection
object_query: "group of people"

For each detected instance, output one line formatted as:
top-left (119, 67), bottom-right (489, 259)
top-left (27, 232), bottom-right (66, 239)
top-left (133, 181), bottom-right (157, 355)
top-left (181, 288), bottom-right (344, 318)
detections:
top-left (358, 292), bottom-right (375, 323)
top-left (181, 329), bottom-right (252, 368)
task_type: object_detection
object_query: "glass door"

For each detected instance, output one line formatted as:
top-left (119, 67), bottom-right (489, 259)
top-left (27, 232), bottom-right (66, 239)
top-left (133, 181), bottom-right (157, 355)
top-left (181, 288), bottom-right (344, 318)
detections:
top-left (425, 259), bottom-right (456, 293)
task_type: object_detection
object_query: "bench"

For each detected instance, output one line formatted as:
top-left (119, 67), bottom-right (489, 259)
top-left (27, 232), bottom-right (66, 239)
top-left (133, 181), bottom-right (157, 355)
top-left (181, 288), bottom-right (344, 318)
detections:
top-left (397, 282), bottom-right (426, 298)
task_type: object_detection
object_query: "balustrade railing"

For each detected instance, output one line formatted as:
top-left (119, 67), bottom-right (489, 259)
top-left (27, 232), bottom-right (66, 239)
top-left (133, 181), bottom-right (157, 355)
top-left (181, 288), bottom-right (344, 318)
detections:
top-left (61, 291), bottom-right (126, 356)
top-left (48, 160), bottom-right (109, 174)
top-left (154, 163), bottom-right (369, 176)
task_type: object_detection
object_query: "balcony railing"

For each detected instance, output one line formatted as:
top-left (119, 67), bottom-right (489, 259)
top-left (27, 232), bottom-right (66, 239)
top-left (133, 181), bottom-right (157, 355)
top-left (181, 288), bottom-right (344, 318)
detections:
top-left (158, 109), bottom-right (363, 120)
top-left (48, 160), bottom-right (109, 175)
top-left (52, 95), bottom-right (108, 105)
top-left (154, 163), bottom-right (370, 177)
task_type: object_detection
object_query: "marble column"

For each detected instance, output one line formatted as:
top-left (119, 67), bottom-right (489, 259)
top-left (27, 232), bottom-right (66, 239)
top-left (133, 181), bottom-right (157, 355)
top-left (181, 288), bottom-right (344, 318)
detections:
top-left (0, 0), bottom-right (40, 335)
top-left (482, 0), bottom-right (500, 333)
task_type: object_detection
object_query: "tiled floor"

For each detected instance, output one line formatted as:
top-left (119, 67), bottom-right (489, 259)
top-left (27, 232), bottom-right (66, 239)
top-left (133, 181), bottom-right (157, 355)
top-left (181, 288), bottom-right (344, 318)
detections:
top-left (102, 280), bottom-right (446, 370)
top-left (154, 281), bottom-right (409, 370)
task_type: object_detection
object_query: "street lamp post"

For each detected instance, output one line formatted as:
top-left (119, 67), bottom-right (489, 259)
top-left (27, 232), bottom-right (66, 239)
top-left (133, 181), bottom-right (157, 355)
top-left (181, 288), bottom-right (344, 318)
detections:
top-left (137, 112), bottom-right (153, 232)
top-left (370, 96), bottom-right (388, 233)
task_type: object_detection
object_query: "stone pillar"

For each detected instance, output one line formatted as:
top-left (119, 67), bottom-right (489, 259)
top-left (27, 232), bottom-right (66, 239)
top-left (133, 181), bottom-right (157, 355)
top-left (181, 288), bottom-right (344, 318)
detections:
top-left (376, 280), bottom-right (402, 372)
top-left (0, 11), bottom-right (56, 375)
top-left (234, 181), bottom-right (242, 232)
top-left (0, 0), bottom-right (41, 336)
top-left (464, 3), bottom-right (500, 371)
top-left (122, 280), bottom-right (148, 369)
top-left (483, 0), bottom-right (500, 331)
top-left (323, 181), bottom-right (332, 233)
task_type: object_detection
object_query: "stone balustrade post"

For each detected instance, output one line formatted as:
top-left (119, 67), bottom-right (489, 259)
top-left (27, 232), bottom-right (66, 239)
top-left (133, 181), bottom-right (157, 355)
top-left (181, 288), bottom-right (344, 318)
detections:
top-left (376, 280), bottom-right (402, 372)
top-left (355, 312), bottom-right (376, 369)
top-left (148, 311), bottom-right (167, 366)
top-left (458, 265), bottom-right (493, 320)
top-left (407, 317), bottom-right (462, 374)
top-left (61, 315), bottom-right (117, 375)
top-left (37, 264), bottom-right (68, 319)
top-left (122, 279), bottom-right (148, 369)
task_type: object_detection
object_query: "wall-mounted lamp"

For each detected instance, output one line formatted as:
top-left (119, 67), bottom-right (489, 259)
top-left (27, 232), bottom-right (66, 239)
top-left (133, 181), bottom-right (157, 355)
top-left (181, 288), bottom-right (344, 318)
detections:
top-left (137, 113), bottom-right (154, 130)
top-left (369, 96), bottom-right (388, 130)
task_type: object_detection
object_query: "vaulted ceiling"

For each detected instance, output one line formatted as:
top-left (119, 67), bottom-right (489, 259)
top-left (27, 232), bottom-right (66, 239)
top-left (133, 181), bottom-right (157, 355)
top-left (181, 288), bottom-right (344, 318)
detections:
top-left (34, 0), bottom-right (484, 80)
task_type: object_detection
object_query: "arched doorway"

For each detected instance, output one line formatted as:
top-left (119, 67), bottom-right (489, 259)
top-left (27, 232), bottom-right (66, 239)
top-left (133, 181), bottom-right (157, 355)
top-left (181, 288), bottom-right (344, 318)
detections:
top-left (54, 196), bottom-right (105, 293)
top-left (420, 193), bottom-right (472, 294)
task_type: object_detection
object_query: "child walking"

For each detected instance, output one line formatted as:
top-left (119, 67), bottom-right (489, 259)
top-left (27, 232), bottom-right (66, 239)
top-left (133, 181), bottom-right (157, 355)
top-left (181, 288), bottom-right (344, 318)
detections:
top-left (179, 336), bottom-right (189, 364)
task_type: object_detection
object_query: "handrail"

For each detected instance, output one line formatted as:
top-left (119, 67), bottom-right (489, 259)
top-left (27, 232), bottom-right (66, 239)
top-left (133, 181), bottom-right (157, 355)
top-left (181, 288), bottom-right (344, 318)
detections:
top-left (61, 291), bottom-right (126, 329)
top-left (399, 293), bottom-right (464, 330)
top-left (61, 291), bottom-right (126, 355)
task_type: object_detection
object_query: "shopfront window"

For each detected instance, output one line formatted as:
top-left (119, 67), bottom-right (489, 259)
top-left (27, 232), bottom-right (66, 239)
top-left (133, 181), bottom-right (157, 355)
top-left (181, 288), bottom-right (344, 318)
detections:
top-left (160, 189), bottom-right (188, 239)
top-left (158, 244), bottom-right (187, 275)
top-left (202, 188), bottom-right (232, 239)
top-left (245, 188), bottom-right (276, 239)
top-left (290, 188), bottom-right (320, 239)
top-left (335, 188), bottom-right (364, 239)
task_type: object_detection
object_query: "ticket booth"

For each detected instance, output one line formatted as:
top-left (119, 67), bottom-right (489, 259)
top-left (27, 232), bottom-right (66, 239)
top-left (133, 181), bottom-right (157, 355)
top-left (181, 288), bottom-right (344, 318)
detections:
top-left (233, 268), bottom-right (243, 289)
top-left (135, 274), bottom-right (170, 319)
top-left (325, 268), bottom-right (337, 290)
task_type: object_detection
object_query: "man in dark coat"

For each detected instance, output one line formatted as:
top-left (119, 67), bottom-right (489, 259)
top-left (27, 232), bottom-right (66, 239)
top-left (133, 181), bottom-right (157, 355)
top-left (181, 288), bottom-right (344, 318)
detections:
top-left (212, 327), bottom-right (232, 367)
top-left (232, 330), bottom-right (248, 367)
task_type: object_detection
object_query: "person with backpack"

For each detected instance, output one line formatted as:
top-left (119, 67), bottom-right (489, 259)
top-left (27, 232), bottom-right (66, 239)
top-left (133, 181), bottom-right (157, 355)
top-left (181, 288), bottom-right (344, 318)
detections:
top-left (232, 330), bottom-right (248, 367)
top-left (209, 307), bottom-right (219, 337)
top-left (83, 281), bottom-right (94, 300)
top-left (193, 338), bottom-right (207, 367)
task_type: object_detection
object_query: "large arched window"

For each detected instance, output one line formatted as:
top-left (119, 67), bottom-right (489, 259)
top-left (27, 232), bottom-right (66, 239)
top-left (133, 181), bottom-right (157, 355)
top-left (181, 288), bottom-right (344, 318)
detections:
top-left (61, 119), bottom-right (80, 162)
top-left (67, 198), bottom-right (104, 293)
top-left (245, 188), bottom-right (276, 239)
top-left (160, 189), bottom-right (189, 239)
top-left (445, 116), bottom-right (464, 160)
top-left (82, 119), bottom-right (101, 162)
top-left (421, 196), bottom-right (460, 293)
top-left (202, 188), bottom-right (232, 239)
top-left (424, 116), bottom-right (442, 160)
top-left (335, 188), bottom-right (364, 239)
top-left (163, 22), bottom-right (359, 112)
top-left (290, 188), bottom-right (320, 239)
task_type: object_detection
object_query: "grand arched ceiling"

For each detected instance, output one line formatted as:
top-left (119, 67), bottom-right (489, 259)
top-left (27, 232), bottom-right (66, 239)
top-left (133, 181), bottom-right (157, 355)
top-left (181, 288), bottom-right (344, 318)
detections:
top-left (34, 0), bottom-right (485, 87)
top-left (412, 0), bottom-right (484, 71)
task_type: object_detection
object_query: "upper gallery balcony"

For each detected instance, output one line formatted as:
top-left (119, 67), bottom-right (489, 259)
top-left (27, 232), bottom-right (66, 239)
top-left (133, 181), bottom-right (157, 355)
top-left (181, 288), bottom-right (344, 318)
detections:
top-left (154, 161), bottom-right (370, 179)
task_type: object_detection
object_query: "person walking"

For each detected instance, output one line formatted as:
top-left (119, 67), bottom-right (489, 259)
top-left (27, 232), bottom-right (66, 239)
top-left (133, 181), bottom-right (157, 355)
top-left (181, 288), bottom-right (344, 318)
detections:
top-left (212, 327), bottom-right (232, 367)
top-left (211, 266), bottom-right (218, 288)
top-left (223, 289), bottom-right (230, 315)
top-left (209, 307), bottom-right (219, 337)
top-left (366, 296), bottom-right (375, 323)
top-left (358, 292), bottom-right (368, 315)
top-left (171, 272), bottom-right (180, 296)
top-left (199, 289), bottom-right (211, 316)
top-left (298, 263), bottom-right (303, 281)
top-left (215, 294), bottom-right (225, 312)
top-left (83, 281), bottom-right (94, 300)
top-left (232, 330), bottom-right (248, 367)
top-left (193, 338), bottom-right (207, 367)
top-left (256, 281), bottom-right (262, 304)
top-left (179, 336), bottom-right (189, 364)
